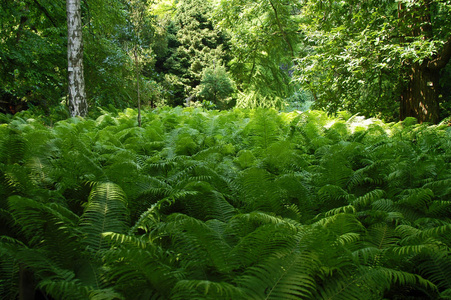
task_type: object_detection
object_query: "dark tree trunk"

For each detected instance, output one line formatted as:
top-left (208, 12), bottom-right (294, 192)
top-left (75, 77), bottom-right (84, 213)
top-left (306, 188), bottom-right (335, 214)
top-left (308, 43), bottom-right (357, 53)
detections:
top-left (19, 265), bottom-right (35, 300)
top-left (400, 62), bottom-right (440, 123)
top-left (398, 1), bottom-right (451, 124)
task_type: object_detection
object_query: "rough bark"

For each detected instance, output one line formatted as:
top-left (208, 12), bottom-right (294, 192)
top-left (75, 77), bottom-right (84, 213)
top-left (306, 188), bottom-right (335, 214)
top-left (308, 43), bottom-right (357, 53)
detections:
top-left (398, 1), bottom-right (451, 123)
top-left (400, 36), bottom-right (451, 124)
top-left (400, 62), bottom-right (440, 123)
top-left (67, 0), bottom-right (88, 117)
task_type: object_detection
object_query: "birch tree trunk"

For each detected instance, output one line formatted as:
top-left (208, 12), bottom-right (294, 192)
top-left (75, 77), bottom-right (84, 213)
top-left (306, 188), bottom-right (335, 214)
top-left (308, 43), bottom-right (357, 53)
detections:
top-left (67, 0), bottom-right (88, 117)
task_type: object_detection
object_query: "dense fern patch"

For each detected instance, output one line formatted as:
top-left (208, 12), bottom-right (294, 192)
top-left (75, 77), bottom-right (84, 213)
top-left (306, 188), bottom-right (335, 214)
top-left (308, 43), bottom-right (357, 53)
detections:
top-left (1, 108), bottom-right (450, 299)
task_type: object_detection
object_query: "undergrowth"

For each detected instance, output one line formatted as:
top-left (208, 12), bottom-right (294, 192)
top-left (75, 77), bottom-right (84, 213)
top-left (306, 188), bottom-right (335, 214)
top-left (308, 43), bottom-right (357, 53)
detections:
top-left (1, 107), bottom-right (450, 299)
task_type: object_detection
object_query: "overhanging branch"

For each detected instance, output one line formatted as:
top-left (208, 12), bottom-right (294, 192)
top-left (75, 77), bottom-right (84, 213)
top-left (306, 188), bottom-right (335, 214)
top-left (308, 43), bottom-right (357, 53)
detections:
top-left (428, 35), bottom-right (451, 70)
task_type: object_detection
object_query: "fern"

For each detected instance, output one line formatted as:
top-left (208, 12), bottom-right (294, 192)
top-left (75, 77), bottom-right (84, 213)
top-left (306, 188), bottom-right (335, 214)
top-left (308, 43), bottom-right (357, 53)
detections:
top-left (244, 108), bottom-right (282, 152)
top-left (163, 213), bottom-right (234, 274)
top-left (1, 108), bottom-right (450, 298)
top-left (0, 252), bottom-right (18, 300)
top-left (171, 279), bottom-right (245, 300)
top-left (238, 251), bottom-right (319, 299)
top-left (79, 182), bottom-right (129, 253)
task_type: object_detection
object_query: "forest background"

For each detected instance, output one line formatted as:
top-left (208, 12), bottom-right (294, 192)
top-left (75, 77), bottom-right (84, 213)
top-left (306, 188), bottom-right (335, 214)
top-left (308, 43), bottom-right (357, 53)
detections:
top-left (1, 1), bottom-right (451, 299)
top-left (1, 0), bottom-right (451, 123)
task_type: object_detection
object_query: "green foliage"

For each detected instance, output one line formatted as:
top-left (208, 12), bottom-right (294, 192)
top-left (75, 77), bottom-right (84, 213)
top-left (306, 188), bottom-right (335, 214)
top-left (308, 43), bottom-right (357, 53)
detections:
top-left (213, 0), bottom-right (302, 109)
top-left (294, 0), bottom-right (451, 121)
top-left (1, 107), bottom-right (450, 299)
top-left (0, 0), bottom-right (67, 111)
top-left (154, 0), bottom-right (231, 105)
top-left (198, 65), bottom-right (235, 108)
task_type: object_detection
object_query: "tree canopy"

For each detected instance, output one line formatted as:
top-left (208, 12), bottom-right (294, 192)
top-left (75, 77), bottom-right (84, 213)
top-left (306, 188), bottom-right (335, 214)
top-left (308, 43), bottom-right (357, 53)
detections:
top-left (294, 0), bottom-right (451, 123)
top-left (0, 0), bottom-right (450, 119)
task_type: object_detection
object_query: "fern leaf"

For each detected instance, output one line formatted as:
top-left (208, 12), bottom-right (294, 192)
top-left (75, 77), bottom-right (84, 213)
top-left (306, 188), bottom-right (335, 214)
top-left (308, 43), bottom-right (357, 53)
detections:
top-left (367, 223), bottom-right (399, 250)
top-left (0, 253), bottom-right (18, 300)
top-left (171, 280), bottom-right (246, 300)
top-left (163, 214), bottom-right (234, 273)
top-left (239, 251), bottom-right (319, 299)
top-left (103, 247), bottom-right (181, 299)
top-left (79, 182), bottom-right (129, 252)
top-left (417, 251), bottom-right (451, 290)
top-left (352, 189), bottom-right (385, 208)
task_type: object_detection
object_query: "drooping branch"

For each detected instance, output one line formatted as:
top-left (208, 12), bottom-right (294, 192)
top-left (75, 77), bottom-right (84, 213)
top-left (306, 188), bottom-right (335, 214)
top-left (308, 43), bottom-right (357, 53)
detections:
top-left (268, 0), bottom-right (295, 59)
top-left (428, 35), bottom-right (451, 70)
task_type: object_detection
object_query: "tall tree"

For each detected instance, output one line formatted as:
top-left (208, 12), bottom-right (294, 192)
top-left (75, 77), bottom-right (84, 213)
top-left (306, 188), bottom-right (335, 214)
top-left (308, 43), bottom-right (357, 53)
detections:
top-left (213, 0), bottom-right (302, 109)
top-left (159, 0), bottom-right (230, 105)
top-left (67, 0), bottom-right (88, 117)
top-left (0, 0), bottom-right (67, 114)
top-left (398, 1), bottom-right (451, 123)
top-left (198, 64), bottom-right (235, 107)
top-left (295, 0), bottom-right (451, 123)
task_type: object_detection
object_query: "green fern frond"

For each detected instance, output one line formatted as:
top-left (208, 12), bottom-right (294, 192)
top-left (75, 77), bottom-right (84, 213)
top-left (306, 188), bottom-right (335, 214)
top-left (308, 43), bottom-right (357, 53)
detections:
top-left (389, 244), bottom-right (431, 257)
top-left (0, 253), bottom-right (18, 300)
top-left (79, 182), bottom-right (129, 252)
top-left (318, 262), bottom-right (437, 300)
top-left (427, 200), bottom-right (451, 218)
top-left (103, 248), bottom-right (178, 299)
top-left (397, 223), bottom-right (451, 247)
top-left (171, 279), bottom-right (246, 300)
top-left (244, 108), bottom-right (282, 152)
top-left (315, 266), bottom-right (386, 300)
top-left (371, 199), bottom-right (395, 213)
top-left (229, 211), bottom-right (301, 233)
top-left (2, 164), bottom-right (37, 197)
top-left (38, 279), bottom-right (90, 300)
top-left (226, 214), bottom-right (313, 276)
top-left (5, 245), bottom-right (89, 298)
top-left (313, 213), bottom-right (364, 238)
top-left (88, 287), bottom-right (124, 300)
top-left (336, 232), bottom-right (361, 247)
top-left (262, 140), bottom-right (299, 173)
top-left (0, 129), bottom-right (28, 165)
top-left (129, 197), bottom-right (175, 234)
top-left (179, 181), bottom-right (236, 222)
top-left (8, 196), bottom-right (80, 248)
top-left (367, 223), bottom-right (399, 250)
top-left (318, 161), bottom-right (354, 189)
top-left (235, 167), bottom-right (281, 212)
top-left (440, 288), bottom-right (451, 299)
top-left (102, 232), bottom-right (149, 249)
top-left (325, 205), bottom-right (357, 217)
top-left (380, 266), bottom-right (437, 292)
top-left (163, 213), bottom-right (234, 273)
top-left (423, 178), bottom-right (451, 198)
top-left (418, 224), bottom-right (451, 240)
top-left (316, 185), bottom-right (350, 213)
top-left (238, 250), bottom-right (319, 299)
top-left (352, 189), bottom-right (385, 209)
top-left (25, 156), bottom-right (55, 188)
top-left (395, 224), bottom-right (422, 239)
top-left (397, 188), bottom-right (434, 211)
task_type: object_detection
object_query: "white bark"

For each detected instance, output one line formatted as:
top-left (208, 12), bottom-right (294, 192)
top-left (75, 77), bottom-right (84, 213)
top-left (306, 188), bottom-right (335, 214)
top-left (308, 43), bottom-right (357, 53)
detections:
top-left (67, 0), bottom-right (88, 117)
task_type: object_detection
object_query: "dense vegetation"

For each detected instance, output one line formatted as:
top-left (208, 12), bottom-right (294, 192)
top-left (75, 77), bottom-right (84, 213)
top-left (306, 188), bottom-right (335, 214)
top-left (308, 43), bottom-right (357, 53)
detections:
top-left (1, 0), bottom-right (450, 122)
top-left (1, 107), bottom-right (450, 299)
top-left (1, 0), bottom-right (451, 298)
